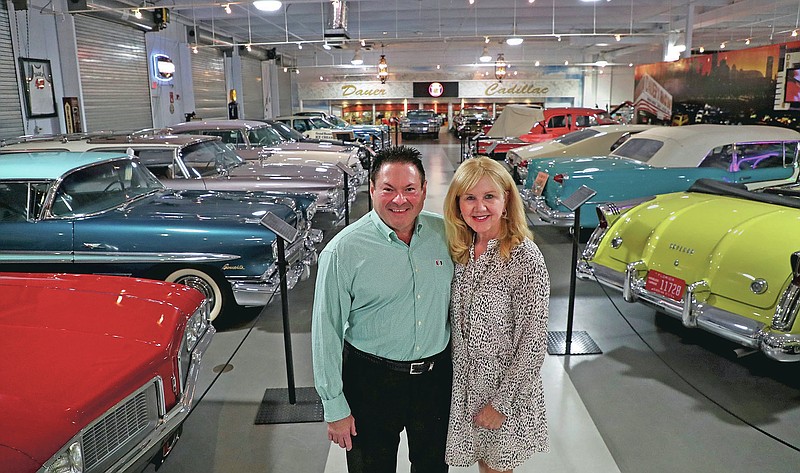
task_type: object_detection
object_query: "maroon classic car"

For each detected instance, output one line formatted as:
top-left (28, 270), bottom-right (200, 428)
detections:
top-left (0, 272), bottom-right (215, 473)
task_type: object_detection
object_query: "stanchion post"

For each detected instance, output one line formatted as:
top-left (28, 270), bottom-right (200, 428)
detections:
top-left (336, 162), bottom-right (357, 227)
top-left (565, 205), bottom-right (581, 354)
top-left (276, 237), bottom-right (296, 404)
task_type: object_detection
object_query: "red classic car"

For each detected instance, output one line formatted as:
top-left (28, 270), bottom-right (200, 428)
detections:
top-left (477, 107), bottom-right (618, 157)
top-left (0, 272), bottom-right (215, 473)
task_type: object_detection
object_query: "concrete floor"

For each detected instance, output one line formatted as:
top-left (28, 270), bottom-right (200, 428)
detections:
top-left (145, 132), bottom-right (800, 473)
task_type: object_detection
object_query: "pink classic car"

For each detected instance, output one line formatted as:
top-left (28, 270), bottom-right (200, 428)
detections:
top-left (0, 272), bottom-right (214, 473)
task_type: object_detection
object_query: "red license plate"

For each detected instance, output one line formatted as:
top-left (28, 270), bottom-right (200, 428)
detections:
top-left (645, 270), bottom-right (686, 302)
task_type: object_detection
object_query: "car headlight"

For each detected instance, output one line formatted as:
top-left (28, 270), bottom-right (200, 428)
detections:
top-left (179, 300), bottom-right (210, 390)
top-left (40, 441), bottom-right (83, 473)
top-left (306, 200), bottom-right (317, 222)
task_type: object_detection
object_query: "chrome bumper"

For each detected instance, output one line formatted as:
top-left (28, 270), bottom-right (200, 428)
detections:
top-left (525, 195), bottom-right (575, 226)
top-left (581, 261), bottom-right (800, 362)
top-left (229, 234), bottom-right (319, 306)
top-left (107, 323), bottom-right (215, 472)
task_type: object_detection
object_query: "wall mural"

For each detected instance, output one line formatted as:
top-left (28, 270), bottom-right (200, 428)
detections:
top-left (634, 40), bottom-right (800, 130)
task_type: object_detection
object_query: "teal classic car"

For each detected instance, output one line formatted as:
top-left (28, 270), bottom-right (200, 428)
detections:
top-left (522, 124), bottom-right (800, 228)
top-left (0, 152), bottom-right (318, 321)
top-left (578, 179), bottom-right (800, 361)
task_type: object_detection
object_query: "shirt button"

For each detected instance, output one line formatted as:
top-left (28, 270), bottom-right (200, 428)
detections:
top-left (418, 321), bottom-right (422, 326)
top-left (417, 294), bottom-right (421, 299)
top-left (415, 346), bottom-right (420, 351)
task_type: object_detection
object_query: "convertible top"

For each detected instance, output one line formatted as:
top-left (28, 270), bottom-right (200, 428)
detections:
top-left (689, 178), bottom-right (800, 210)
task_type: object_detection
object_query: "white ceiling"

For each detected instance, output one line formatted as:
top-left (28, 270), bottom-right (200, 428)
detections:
top-left (141, 0), bottom-right (800, 76)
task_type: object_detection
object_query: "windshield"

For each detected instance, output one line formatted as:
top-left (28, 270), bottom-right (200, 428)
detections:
top-left (309, 117), bottom-right (334, 129)
top-left (326, 115), bottom-right (350, 128)
top-left (52, 159), bottom-right (163, 217)
top-left (461, 108), bottom-right (488, 118)
top-left (248, 126), bottom-right (285, 146)
top-left (269, 121), bottom-right (304, 141)
top-left (408, 110), bottom-right (435, 119)
top-left (180, 141), bottom-right (244, 177)
top-left (611, 137), bottom-right (664, 162)
top-left (553, 129), bottom-right (601, 146)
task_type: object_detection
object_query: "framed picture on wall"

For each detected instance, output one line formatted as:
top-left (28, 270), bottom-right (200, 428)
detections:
top-left (19, 57), bottom-right (58, 118)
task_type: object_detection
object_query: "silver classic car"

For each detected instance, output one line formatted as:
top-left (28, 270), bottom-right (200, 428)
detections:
top-left (169, 119), bottom-right (368, 185)
top-left (1, 133), bottom-right (352, 228)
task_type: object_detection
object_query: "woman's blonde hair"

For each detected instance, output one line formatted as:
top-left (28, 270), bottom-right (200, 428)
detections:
top-left (444, 156), bottom-right (533, 264)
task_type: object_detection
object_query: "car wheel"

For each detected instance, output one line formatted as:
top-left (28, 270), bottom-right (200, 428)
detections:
top-left (164, 268), bottom-right (228, 321)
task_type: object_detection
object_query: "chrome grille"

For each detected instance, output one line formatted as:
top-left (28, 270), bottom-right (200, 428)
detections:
top-left (82, 382), bottom-right (159, 471)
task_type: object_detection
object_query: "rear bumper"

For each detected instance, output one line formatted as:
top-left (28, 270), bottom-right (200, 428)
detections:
top-left (580, 261), bottom-right (800, 362)
top-left (524, 195), bottom-right (575, 226)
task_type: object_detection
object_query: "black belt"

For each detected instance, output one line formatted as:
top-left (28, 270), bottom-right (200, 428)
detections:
top-left (344, 342), bottom-right (449, 375)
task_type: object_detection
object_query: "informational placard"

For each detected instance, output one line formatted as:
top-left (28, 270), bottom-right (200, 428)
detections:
top-left (260, 212), bottom-right (299, 243)
top-left (561, 185), bottom-right (597, 211)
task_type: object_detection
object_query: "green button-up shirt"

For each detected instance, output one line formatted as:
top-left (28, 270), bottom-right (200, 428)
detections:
top-left (311, 210), bottom-right (454, 422)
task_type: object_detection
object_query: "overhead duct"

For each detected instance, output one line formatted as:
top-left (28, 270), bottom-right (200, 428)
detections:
top-left (324, 0), bottom-right (349, 46)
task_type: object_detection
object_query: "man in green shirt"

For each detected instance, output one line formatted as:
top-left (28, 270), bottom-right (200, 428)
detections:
top-left (312, 146), bottom-right (454, 472)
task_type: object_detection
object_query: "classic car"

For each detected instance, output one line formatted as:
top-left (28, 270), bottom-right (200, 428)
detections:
top-left (0, 151), bottom-right (318, 321)
top-left (469, 104), bottom-right (544, 159)
top-left (523, 124), bottom-right (800, 228)
top-left (476, 107), bottom-right (616, 157)
top-left (273, 115), bottom-right (357, 142)
top-left (169, 119), bottom-right (368, 185)
top-left (578, 178), bottom-right (800, 361)
top-left (292, 111), bottom-right (390, 150)
top-left (505, 124), bottom-right (656, 182)
top-left (0, 133), bottom-right (351, 228)
top-left (0, 272), bottom-right (214, 472)
top-left (452, 106), bottom-right (493, 139)
top-left (399, 110), bottom-right (441, 139)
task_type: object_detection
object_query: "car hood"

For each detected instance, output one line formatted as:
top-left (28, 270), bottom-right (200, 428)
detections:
top-left (0, 273), bottom-right (202, 465)
top-left (528, 155), bottom-right (649, 175)
top-left (227, 161), bottom-right (342, 185)
top-left (268, 142), bottom-right (350, 153)
top-left (124, 190), bottom-right (296, 224)
top-left (602, 191), bottom-right (798, 310)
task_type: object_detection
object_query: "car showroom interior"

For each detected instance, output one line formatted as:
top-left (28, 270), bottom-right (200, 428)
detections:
top-left (3, 1), bottom-right (800, 472)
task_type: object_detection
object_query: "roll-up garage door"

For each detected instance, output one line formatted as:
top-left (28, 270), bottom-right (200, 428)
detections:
top-left (0, 7), bottom-right (24, 141)
top-left (74, 15), bottom-right (152, 132)
top-left (191, 48), bottom-right (227, 119)
top-left (241, 56), bottom-right (264, 120)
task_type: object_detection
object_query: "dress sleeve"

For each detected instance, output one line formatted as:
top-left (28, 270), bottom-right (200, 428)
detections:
top-left (311, 247), bottom-right (353, 422)
top-left (490, 244), bottom-right (550, 417)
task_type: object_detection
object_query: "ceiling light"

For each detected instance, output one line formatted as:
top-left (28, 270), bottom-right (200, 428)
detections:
top-left (246, 43), bottom-right (252, 51)
top-left (529, 0), bottom-right (535, 3)
top-left (699, 46), bottom-right (705, 53)
top-left (360, 39), bottom-right (366, 47)
top-left (469, 0), bottom-right (474, 4)
top-left (595, 59), bottom-right (608, 67)
top-left (253, 0), bottom-right (282, 12)
top-left (436, 64), bottom-right (441, 69)
top-left (479, 46), bottom-right (492, 62)
top-left (351, 49), bottom-right (363, 65)
top-left (745, 38), bottom-right (751, 45)
top-left (133, 8), bottom-right (142, 19)
top-left (495, 53), bottom-right (507, 81)
top-left (719, 42), bottom-right (726, 49)
top-left (377, 57), bottom-right (389, 83)
top-left (628, 63), bottom-right (633, 67)
top-left (320, 76), bottom-right (324, 81)
top-left (564, 60), bottom-right (569, 65)
top-left (295, 68), bottom-right (299, 74)
top-left (297, 43), bottom-right (303, 49)
top-left (534, 60), bottom-right (540, 66)
top-left (192, 45), bottom-right (198, 54)
top-left (506, 37), bottom-right (524, 46)
top-left (556, 35), bottom-right (562, 42)
top-left (484, 36), bottom-right (490, 44)
top-left (794, 29), bottom-right (799, 37)
top-left (224, 4), bottom-right (231, 14)
top-left (323, 43), bottom-right (332, 50)
top-left (615, 34), bottom-right (621, 41)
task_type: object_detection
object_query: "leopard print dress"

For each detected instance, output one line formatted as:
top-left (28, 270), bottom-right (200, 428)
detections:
top-left (445, 238), bottom-right (550, 471)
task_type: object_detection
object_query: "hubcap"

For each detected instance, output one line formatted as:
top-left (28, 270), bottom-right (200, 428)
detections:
top-left (175, 275), bottom-right (217, 308)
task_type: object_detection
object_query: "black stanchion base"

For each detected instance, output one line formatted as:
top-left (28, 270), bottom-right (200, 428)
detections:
top-left (254, 387), bottom-right (324, 425)
top-left (546, 331), bottom-right (602, 356)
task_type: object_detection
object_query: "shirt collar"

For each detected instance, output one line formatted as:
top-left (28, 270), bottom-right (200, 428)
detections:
top-left (369, 210), bottom-right (424, 242)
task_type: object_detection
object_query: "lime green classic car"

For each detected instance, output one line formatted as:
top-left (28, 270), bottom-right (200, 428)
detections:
top-left (577, 179), bottom-right (800, 361)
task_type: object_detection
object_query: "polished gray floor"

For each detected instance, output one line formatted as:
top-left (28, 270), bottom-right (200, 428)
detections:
top-left (145, 134), bottom-right (800, 473)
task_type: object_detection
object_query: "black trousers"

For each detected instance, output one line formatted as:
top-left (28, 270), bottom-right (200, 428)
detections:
top-left (342, 344), bottom-right (452, 473)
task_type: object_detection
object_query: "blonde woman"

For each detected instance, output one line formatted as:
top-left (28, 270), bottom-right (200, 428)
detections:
top-left (443, 157), bottom-right (550, 473)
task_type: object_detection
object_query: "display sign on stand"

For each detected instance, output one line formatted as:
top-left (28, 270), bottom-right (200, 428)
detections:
top-left (254, 213), bottom-right (323, 424)
top-left (547, 185), bottom-right (603, 356)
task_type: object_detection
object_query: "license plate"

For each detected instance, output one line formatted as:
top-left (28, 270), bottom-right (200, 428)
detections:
top-left (645, 270), bottom-right (686, 302)
top-left (532, 172), bottom-right (549, 196)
